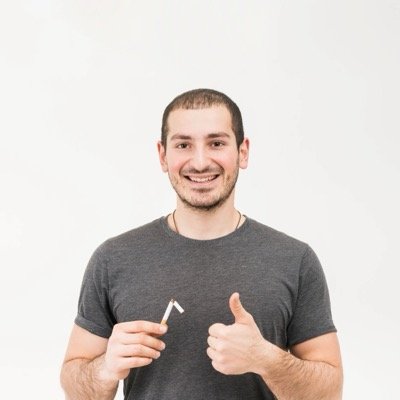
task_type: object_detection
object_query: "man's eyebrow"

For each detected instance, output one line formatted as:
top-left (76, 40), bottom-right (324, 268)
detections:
top-left (207, 132), bottom-right (231, 139)
top-left (169, 134), bottom-right (192, 141)
top-left (169, 132), bottom-right (231, 141)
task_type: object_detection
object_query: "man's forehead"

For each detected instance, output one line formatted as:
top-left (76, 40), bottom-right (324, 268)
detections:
top-left (166, 106), bottom-right (233, 135)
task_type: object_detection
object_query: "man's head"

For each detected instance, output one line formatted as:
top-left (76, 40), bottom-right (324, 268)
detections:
top-left (161, 88), bottom-right (244, 149)
top-left (158, 89), bottom-right (249, 212)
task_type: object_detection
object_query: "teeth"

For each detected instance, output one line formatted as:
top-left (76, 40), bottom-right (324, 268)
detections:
top-left (188, 175), bottom-right (216, 183)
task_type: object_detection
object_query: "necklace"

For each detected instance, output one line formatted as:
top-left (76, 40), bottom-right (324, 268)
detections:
top-left (171, 210), bottom-right (242, 234)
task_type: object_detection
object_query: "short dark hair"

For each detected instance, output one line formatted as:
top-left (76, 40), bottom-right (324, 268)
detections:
top-left (161, 88), bottom-right (244, 148)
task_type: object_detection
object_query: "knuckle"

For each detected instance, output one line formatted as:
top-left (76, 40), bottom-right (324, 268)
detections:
top-left (137, 343), bottom-right (146, 353)
top-left (136, 333), bottom-right (147, 343)
top-left (131, 344), bottom-right (141, 355)
top-left (218, 354), bottom-right (228, 364)
top-left (134, 321), bottom-right (144, 331)
top-left (141, 321), bottom-right (153, 332)
top-left (218, 330), bottom-right (227, 340)
top-left (131, 321), bottom-right (141, 331)
top-left (215, 342), bottom-right (224, 352)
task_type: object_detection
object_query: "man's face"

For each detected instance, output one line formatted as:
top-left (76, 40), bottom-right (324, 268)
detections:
top-left (158, 106), bottom-right (249, 211)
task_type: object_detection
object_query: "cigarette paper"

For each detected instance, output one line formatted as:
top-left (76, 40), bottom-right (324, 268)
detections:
top-left (173, 300), bottom-right (184, 313)
top-left (161, 299), bottom-right (174, 324)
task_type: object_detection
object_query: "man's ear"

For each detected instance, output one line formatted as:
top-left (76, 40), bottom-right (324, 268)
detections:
top-left (239, 137), bottom-right (250, 169)
top-left (157, 141), bottom-right (168, 172)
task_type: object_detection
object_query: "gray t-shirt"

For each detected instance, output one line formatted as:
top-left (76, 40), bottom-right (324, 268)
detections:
top-left (75, 217), bottom-right (336, 399)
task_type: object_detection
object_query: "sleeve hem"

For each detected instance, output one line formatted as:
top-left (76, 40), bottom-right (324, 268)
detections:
top-left (75, 314), bottom-right (113, 339)
top-left (288, 326), bottom-right (337, 347)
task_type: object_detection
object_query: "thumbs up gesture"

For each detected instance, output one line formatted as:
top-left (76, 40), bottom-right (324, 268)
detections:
top-left (207, 293), bottom-right (270, 376)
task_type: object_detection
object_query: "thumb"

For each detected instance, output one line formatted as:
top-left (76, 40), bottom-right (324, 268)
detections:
top-left (229, 292), bottom-right (253, 324)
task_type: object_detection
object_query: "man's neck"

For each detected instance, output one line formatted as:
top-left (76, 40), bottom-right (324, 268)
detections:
top-left (168, 200), bottom-right (244, 240)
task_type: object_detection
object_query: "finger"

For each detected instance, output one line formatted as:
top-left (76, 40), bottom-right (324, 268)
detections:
top-left (120, 332), bottom-right (166, 351)
top-left (229, 292), bottom-right (252, 324)
top-left (116, 321), bottom-right (168, 335)
top-left (206, 346), bottom-right (218, 361)
top-left (118, 343), bottom-right (161, 360)
top-left (207, 335), bottom-right (219, 350)
top-left (150, 327), bottom-right (168, 339)
top-left (211, 360), bottom-right (230, 375)
top-left (118, 356), bottom-right (154, 370)
top-left (208, 323), bottom-right (227, 338)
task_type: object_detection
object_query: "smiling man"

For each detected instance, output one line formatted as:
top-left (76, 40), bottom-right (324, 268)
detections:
top-left (61, 89), bottom-right (343, 399)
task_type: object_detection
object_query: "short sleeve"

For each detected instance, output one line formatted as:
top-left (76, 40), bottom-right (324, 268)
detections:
top-left (287, 245), bottom-right (337, 347)
top-left (74, 244), bottom-right (116, 338)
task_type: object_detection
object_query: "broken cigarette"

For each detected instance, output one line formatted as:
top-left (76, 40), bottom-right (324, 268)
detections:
top-left (161, 299), bottom-right (184, 324)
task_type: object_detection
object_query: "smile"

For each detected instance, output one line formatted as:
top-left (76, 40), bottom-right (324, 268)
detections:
top-left (185, 175), bottom-right (219, 183)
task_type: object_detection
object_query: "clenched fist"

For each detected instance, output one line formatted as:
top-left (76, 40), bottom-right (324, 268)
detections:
top-left (207, 293), bottom-right (271, 375)
top-left (102, 321), bottom-right (168, 381)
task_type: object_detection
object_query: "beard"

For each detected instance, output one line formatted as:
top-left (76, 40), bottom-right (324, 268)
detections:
top-left (168, 162), bottom-right (240, 212)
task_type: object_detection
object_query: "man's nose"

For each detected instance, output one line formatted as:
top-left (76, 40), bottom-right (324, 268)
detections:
top-left (190, 146), bottom-right (210, 171)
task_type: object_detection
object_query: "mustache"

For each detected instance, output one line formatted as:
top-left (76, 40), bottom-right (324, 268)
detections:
top-left (181, 167), bottom-right (222, 175)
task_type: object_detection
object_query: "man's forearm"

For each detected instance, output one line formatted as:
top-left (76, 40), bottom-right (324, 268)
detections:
top-left (256, 344), bottom-right (343, 400)
top-left (60, 354), bottom-right (118, 400)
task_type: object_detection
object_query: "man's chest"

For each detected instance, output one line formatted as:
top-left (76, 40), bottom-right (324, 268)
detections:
top-left (107, 249), bottom-right (300, 349)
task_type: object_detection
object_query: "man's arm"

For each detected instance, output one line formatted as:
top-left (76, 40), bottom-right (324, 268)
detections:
top-left (207, 293), bottom-right (343, 400)
top-left (60, 325), bottom-right (117, 400)
top-left (256, 333), bottom-right (343, 400)
top-left (60, 322), bottom-right (168, 400)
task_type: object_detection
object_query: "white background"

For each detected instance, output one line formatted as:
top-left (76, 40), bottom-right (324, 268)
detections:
top-left (1, 1), bottom-right (399, 398)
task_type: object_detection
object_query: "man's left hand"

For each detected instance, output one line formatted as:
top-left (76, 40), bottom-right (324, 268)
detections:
top-left (207, 292), bottom-right (270, 375)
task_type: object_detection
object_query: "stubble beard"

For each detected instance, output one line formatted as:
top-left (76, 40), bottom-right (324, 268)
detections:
top-left (169, 163), bottom-right (240, 212)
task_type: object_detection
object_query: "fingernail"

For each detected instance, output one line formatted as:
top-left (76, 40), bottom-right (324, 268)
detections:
top-left (160, 324), bottom-right (168, 333)
top-left (161, 342), bottom-right (166, 350)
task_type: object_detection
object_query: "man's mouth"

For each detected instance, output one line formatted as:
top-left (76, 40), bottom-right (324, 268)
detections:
top-left (184, 175), bottom-right (219, 183)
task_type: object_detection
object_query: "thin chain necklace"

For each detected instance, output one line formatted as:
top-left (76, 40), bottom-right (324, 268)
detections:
top-left (171, 210), bottom-right (242, 234)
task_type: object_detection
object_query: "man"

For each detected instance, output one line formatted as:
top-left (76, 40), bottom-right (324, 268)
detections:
top-left (60, 89), bottom-right (343, 399)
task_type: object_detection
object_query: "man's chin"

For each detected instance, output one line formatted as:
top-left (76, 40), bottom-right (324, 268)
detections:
top-left (186, 192), bottom-right (237, 211)
top-left (180, 196), bottom-right (224, 212)
top-left (173, 183), bottom-right (237, 212)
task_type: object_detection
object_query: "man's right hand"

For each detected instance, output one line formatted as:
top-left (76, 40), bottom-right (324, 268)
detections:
top-left (101, 321), bottom-right (168, 381)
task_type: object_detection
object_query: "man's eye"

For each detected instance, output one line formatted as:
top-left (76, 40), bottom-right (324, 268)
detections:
top-left (177, 143), bottom-right (188, 149)
top-left (212, 141), bottom-right (224, 147)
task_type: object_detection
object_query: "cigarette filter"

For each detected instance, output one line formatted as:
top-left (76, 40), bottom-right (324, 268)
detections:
top-left (161, 299), bottom-right (174, 324)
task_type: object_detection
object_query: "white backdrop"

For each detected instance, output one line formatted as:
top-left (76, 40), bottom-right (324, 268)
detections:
top-left (1, 1), bottom-right (399, 398)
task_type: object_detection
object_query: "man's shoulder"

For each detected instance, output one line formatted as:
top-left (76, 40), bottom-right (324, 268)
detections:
top-left (246, 217), bottom-right (309, 254)
top-left (94, 217), bottom-right (164, 257)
